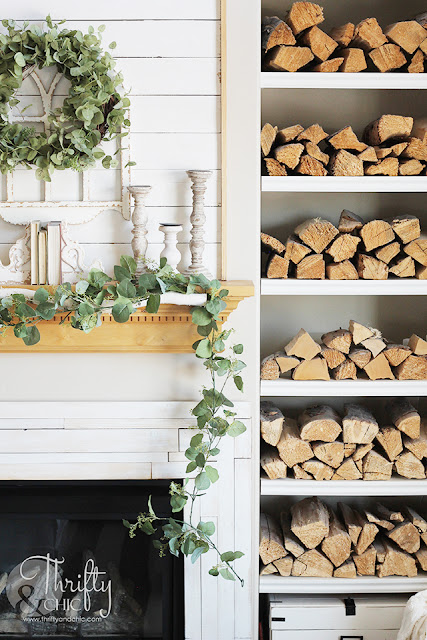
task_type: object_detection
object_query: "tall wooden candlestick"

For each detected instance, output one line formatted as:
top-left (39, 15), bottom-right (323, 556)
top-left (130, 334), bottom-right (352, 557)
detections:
top-left (128, 185), bottom-right (152, 276)
top-left (183, 170), bottom-right (212, 279)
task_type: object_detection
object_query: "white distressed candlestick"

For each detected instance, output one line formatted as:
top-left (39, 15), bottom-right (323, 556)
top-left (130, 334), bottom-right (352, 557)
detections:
top-left (183, 170), bottom-right (213, 279)
top-left (159, 223), bottom-right (183, 271)
top-left (128, 185), bottom-right (152, 276)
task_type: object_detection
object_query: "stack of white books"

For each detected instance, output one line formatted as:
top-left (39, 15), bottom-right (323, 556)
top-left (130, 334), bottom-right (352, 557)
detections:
top-left (30, 221), bottom-right (62, 285)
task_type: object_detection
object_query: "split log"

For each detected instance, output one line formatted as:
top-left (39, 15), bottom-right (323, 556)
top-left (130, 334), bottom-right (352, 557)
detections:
top-left (326, 234), bottom-right (361, 262)
top-left (342, 404), bottom-right (379, 444)
top-left (353, 443), bottom-right (373, 462)
top-left (261, 231), bottom-right (286, 255)
top-left (334, 559), bottom-right (356, 578)
top-left (259, 513), bottom-right (287, 564)
top-left (388, 398), bottom-right (420, 439)
top-left (415, 546), bottom-right (427, 571)
top-left (312, 441), bottom-right (344, 468)
top-left (355, 513), bottom-right (379, 555)
top-left (273, 556), bottom-right (293, 577)
top-left (365, 510), bottom-right (394, 531)
top-left (406, 507), bottom-right (427, 534)
top-left (369, 44), bottom-right (407, 73)
top-left (285, 236), bottom-right (312, 264)
top-left (321, 329), bottom-right (352, 354)
top-left (274, 143), bottom-right (305, 169)
top-left (302, 459), bottom-right (334, 480)
top-left (403, 421), bottom-right (427, 460)
top-left (338, 502), bottom-right (362, 545)
top-left (305, 141), bottom-right (329, 165)
top-left (261, 123), bottom-right (278, 157)
top-left (389, 215), bottom-right (421, 244)
top-left (329, 23), bottom-right (354, 47)
top-left (395, 355), bottom-right (427, 380)
top-left (384, 21), bottom-right (427, 54)
top-left (264, 158), bottom-right (288, 176)
top-left (294, 218), bottom-right (338, 253)
top-left (415, 12), bottom-right (427, 29)
top-left (275, 352), bottom-right (301, 373)
top-left (402, 138), bottom-right (427, 162)
top-left (261, 354), bottom-right (280, 380)
top-left (362, 450), bottom-right (393, 481)
top-left (387, 521), bottom-right (420, 554)
top-left (339, 48), bottom-right (367, 73)
top-left (264, 45), bottom-right (314, 72)
top-left (354, 545), bottom-right (376, 576)
top-left (321, 508), bottom-right (351, 567)
top-left (361, 336), bottom-right (386, 358)
top-left (389, 256), bottom-right (416, 278)
top-left (277, 417), bottom-right (313, 468)
top-left (383, 344), bottom-right (412, 367)
top-left (286, 2), bottom-right (324, 36)
top-left (359, 146), bottom-right (378, 162)
top-left (364, 353), bottom-right (395, 380)
top-left (329, 150), bottom-right (364, 176)
top-left (277, 124), bottom-right (304, 144)
top-left (417, 265), bottom-right (427, 279)
top-left (321, 346), bottom-right (346, 369)
top-left (408, 49), bottom-right (425, 73)
top-left (349, 319), bottom-right (374, 345)
top-left (375, 242), bottom-right (401, 264)
top-left (281, 512), bottom-right (305, 557)
top-left (357, 255), bottom-right (389, 279)
top-left (326, 261), bottom-right (359, 280)
top-left (332, 457), bottom-right (363, 480)
top-left (377, 539), bottom-right (417, 577)
top-left (373, 538), bottom-right (386, 563)
top-left (260, 562), bottom-right (278, 576)
top-left (291, 549), bottom-right (333, 577)
top-left (260, 401), bottom-right (284, 446)
top-left (360, 219), bottom-right (395, 251)
top-left (376, 504), bottom-right (404, 523)
top-left (404, 235), bottom-right (427, 265)
top-left (349, 349), bottom-right (372, 369)
top-left (332, 360), bottom-right (357, 380)
top-left (413, 119), bottom-right (427, 145)
top-left (363, 115), bottom-right (414, 146)
top-left (262, 16), bottom-right (296, 52)
top-left (365, 157), bottom-right (399, 177)
top-left (376, 426), bottom-right (403, 461)
top-left (353, 18), bottom-right (387, 51)
top-left (297, 154), bottom-right (328, 176)
top-left (399, 159), bottom-right (425, 175)
top-left (374, 146), bottom-right (393, 159)
top-left (290, 496), bottom-right (329, 549)
top-left (300, 26), bottom-right (338, 61)
top-left (285, 328), bottom-right (321, 360)
top-left (261, 444), bottom-right (288, 480)
top-left (297, 123), bottom-right (328, 145)
top-left (312, 58), bottom-right (344, 72)
top-left (294, 464), bottom-right (313, 479)
top-left (394, 451), bottom-right (426, 479)
top-left (293, 357), bottom-right (330, 380)
top-left (266, 254), bottom-right (290, 278)
top-left (296, 254), bottom-right (325, 279)
top-left (390, 142), bottom-right (409, 157)
top-left (328, 126), bottom-right (366, 153)
top-left (338, 210), bottom-right (364, 233)
top-left (299, 404), bottom-right (342, 442)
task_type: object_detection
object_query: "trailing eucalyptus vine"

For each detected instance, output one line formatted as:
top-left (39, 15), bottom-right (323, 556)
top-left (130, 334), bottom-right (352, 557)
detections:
top-left (0, 256), bottom-right (247, 584)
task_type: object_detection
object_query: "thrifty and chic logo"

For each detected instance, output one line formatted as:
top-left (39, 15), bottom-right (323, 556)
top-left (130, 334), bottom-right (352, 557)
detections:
top-left (6, 554), bottom-right (112, 619)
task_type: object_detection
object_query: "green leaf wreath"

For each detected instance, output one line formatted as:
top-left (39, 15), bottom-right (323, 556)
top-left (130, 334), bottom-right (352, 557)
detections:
top-left (0, 16), bottom-right (130, 181)
top-left (0, 256), bottom-right (247, 584)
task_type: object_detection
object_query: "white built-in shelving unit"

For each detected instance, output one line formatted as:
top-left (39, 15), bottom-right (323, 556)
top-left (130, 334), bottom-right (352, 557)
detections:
top-left (258, 0), bottom-right (427, 615)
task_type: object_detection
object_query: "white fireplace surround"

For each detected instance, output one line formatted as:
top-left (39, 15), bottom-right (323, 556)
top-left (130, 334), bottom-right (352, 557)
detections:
top-left (0, 401), bottom-right (253, 640)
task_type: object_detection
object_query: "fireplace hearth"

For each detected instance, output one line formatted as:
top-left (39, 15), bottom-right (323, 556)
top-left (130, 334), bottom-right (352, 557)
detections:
top-left (0, 481), bottom-right (184, 639)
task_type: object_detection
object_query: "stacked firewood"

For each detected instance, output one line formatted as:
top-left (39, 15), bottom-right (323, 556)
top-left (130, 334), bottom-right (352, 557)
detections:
top-left (262, 115), bottom-right (427, 177)
top-left (261, 320), bottom-right (427, 381)
top-left (260, 498), bottom-right (427, 578)
top-left (261, 400), bottom-right (427, 481)
top-left (261, 212), bottom-right (427, 280)
top-left (262, 2), bottom-right (427, 73)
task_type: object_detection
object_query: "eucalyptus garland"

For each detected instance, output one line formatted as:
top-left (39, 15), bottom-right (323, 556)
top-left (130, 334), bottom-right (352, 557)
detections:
top-left (0, 256), bottom-right (246, 583)
top-left (0, 16), bottom-right (130, 181)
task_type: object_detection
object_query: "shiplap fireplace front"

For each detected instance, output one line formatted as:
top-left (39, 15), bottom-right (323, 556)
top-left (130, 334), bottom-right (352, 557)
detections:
top-left (0, 401), bottom-right (253, 640)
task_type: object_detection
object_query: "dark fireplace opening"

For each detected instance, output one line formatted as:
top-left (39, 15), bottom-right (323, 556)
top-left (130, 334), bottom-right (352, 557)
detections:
top-left (0, 481), bottom-right (184, 640)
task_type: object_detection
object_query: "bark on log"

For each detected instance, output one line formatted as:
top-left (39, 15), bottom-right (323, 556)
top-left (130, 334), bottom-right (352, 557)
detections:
top-left (388, 398), bottom-right (421, 440)
top-left (363, 115), bottom-right (414, 146)
top-left (338, 502), bottom-right (362, 546)
top-left (403, 420), bottom-right (427, 460)
top-left (260, 401), bottom-right (284, 446)
top-left (262, 16), bottom-right (296, 52)
top-left (338, 210), bottom-right (364, 233)
top-left (299, 404), bottom-right (342, 442)
top-left (281, 511), bottom-right (306, 557)
top-left (260, 354), bottom-right (280, 380)
top-left (290, 496), bottom-right (329, 549)
top-left (406, 507), bottom-right (427, 533)
top-left (365, 510), bottom-right (394, 531)
top-left (259, 513), bottom-right (287, 564)
top-left (261, 444), bottom-right (288, 479)
top-left (321, 329), bottom-right (352, 354)
top-left (261, 123), bottom-right (278, 157)
top-left (342, 404), bottom-right (379, 444)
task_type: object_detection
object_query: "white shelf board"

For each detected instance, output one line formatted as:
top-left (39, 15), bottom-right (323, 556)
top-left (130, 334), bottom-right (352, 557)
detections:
top-left (261, 278), bottom-right (427, 296)
top-left (259, 575), bottom-right (427, 594)
top-left (260, 477), bottom-right (427, 497)
top-left (261, 380), bottom-right (427, 397)
top-left (261, 72), bottom-right (427, 90)
top-left (262, 176), bottom-right (427, 193)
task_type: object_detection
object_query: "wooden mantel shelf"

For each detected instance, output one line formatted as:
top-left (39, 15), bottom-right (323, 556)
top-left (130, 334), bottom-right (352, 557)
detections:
top-left (0, 281), bottom-right (254, 353)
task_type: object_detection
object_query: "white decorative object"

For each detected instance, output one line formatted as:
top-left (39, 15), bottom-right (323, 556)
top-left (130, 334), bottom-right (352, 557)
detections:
top-left (0, 227), bottom-right (31, 285)
top-left (128, 186), bottom-right (152, 277)
top-left (159, 223), bottom-right (183, 271)
top-left (183, 170), bottom-right (213, 278)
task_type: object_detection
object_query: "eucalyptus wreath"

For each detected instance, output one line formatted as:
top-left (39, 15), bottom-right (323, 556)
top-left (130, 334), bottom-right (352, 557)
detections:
top-left (0, 256), bottom-right (247, 583)
top-left (0, 16), bottom-right (130, 181)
